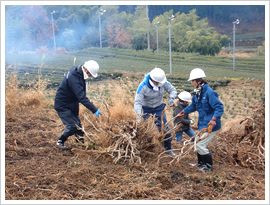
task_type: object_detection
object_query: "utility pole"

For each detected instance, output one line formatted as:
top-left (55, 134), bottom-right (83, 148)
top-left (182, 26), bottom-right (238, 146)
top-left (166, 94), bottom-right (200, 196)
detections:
top-left (51, 11), bottom-right (56, 53)
top-left (146, 5), bottom-right (150, 52)
top-left (156, 21), bottom-right (160, 54)
top-left (233, 19), bottom-right (240, 71)
top-left (168, 15), bottom-right (174, 74)
top-left (98, 9), bottom-right (106, 48)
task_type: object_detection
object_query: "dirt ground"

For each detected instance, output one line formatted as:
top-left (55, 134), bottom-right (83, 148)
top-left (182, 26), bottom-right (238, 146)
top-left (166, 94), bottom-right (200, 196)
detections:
top-left (4, 78), bottom-right (266, 201)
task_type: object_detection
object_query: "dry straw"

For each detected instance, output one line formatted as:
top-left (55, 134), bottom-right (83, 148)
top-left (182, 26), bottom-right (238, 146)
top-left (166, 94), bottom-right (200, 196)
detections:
top-left (5, 56), bottom-right (51, 113)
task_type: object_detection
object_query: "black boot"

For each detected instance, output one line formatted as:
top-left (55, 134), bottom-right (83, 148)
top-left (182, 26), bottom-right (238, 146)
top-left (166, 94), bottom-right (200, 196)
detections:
top-left (189, 152), bottom-right (204, 167)
top-left (198, 153), bottom-right (213, 171)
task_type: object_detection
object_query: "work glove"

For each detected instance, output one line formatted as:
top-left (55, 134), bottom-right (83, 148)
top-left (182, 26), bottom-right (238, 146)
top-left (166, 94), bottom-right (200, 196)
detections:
top-left (176, 110), bottom-right (185, 119)
top-left (94, 110), bottom-right (102, 118)
top-left (179, 110), bottom-right (185, 116)
top-left (208, 116), bottom-right (217, 129)
top-left (168, 98), bottom-right (174, 106)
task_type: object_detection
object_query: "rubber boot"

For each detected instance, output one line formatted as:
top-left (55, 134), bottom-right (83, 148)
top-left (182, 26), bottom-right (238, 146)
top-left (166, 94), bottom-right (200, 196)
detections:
top-left (198, 153), bottom-right (213, 172)
top-left (189, 152), bottom-right (204, 167)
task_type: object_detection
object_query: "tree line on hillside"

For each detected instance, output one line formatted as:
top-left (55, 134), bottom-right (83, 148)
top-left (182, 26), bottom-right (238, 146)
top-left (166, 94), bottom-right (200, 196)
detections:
top-left (147, 5), bottom-right (265, 23)
top-left (6, 5), bottom-right (260, 56)
top-left (116, 5), bottom-right (264, 24)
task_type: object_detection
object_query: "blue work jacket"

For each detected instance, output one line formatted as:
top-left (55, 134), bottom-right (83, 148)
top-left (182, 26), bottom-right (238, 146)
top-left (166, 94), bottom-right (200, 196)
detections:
top-left (183, 84), bottom-right (224, 132)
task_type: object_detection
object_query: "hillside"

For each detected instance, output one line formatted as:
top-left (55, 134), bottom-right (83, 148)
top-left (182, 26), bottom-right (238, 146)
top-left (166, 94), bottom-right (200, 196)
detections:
top-left (209, 21), bottom-right (265, 48)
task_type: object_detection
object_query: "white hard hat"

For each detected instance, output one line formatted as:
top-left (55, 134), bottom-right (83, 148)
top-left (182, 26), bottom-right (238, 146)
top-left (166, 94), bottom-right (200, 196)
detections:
top-left (188, 68), bottom-right (206, 81)
top-left (178, 91), bottom-right (192, 102)
top-left (83, 60), bottom-right (99, 78)
top-left (150, 68), bottom-right (167, 84)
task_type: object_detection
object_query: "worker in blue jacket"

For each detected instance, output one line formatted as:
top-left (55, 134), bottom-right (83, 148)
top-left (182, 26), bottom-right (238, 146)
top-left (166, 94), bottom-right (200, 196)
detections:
top-left (134, 68), bottom-right (177, 156)
top-left (54, 60), bottom-right (102, 149)
top-left (179, 68), bottom-right (224, 171)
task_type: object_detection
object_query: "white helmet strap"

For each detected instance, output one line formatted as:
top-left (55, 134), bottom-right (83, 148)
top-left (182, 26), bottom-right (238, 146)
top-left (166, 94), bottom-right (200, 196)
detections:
top-left (149, 79), bottom-right (159, 91)
top-left (82, 66), bottom-right (89, 80)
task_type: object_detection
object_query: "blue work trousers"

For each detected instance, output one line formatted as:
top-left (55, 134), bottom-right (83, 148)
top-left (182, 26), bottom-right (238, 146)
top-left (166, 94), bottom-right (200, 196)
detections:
top-left (176, 127), bottom-right (196, 142)
top-left (142, 103), bottom-right (172, 150)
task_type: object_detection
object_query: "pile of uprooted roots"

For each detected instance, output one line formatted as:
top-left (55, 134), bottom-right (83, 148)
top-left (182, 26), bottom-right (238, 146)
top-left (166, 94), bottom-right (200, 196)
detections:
top-left (81, 114), bottom-right (161, 164)
top-left (214, 102), bottom-right (265, 170)
top-left (71, 99), bottom-right (207, 166)
top-left (71, 95), bottom-right (165, 164)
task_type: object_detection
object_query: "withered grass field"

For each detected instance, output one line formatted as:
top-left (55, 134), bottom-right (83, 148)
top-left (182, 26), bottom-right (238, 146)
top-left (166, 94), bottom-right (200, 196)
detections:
top-left (4, 71), bottom-right (266, 201)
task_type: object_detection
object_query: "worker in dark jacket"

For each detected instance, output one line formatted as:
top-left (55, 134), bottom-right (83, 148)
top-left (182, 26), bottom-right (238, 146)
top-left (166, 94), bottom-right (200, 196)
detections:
top-left (173, 91), bottom-right (196, 143)
top-left (54, 60), bottom-right (102, 149)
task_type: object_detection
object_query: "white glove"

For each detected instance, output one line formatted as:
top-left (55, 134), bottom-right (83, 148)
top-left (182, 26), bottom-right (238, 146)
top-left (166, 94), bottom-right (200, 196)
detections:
top-left (190, 120), bottom-right (194, 125)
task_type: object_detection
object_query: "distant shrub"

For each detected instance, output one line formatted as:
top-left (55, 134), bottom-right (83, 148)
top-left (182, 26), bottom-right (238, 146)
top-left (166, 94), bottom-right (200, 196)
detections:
top-left (36, 46), bottom-right (51, 54)
top-left (256, 41), bottom-right (265, 56)
top-left (54, 47), bottom-right (70, 55)
top-left (36, 46), bottom-right (69, 55)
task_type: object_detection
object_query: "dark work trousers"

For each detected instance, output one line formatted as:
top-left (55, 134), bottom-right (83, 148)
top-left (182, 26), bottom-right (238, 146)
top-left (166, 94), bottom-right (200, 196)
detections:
top-left (142, 103), bottom-right (172, 150)
top-left (57, 109), bottom-right (84, 142)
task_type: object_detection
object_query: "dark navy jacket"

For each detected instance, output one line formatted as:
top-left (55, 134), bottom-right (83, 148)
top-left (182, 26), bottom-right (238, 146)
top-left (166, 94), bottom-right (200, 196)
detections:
top-left (183, 84), bottom-right (224, 132)
top-left (54, 65), bottom-right (98, 114)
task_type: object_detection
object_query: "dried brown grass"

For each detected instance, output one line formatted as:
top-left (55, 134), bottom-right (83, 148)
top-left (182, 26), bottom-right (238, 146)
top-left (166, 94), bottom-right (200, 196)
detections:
top-left (106, 85), bottom-right (136, 121)
top-left (5, 70), bottom-right (50, 114)
top-left (217, 50), bottom-right (254, 58)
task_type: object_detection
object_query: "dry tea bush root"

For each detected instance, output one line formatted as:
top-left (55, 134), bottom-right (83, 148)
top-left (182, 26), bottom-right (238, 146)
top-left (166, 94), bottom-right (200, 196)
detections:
top-left (74, 102), bottom-right (197, 165)
top-left (215, 103), bottom-right (265, 170)
top-left (72, 101), bottom-right (162, 165)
